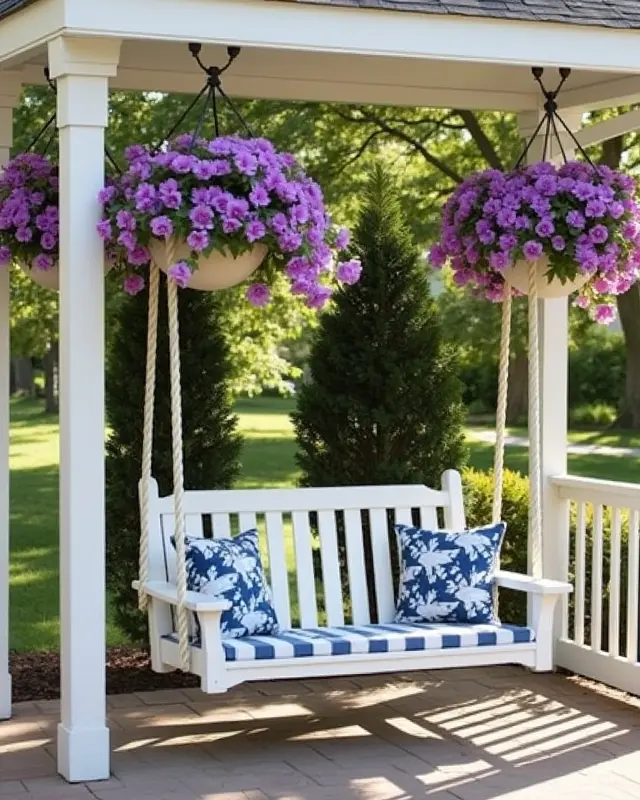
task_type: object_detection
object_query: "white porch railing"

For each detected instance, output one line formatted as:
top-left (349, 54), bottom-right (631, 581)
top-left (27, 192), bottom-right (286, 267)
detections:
top-left (550, 476), bottom-right (640, 695)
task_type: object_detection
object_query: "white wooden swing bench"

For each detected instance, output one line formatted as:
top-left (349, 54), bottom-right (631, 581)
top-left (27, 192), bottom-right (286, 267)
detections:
top-left (136, 469), bottom-right (571, 694)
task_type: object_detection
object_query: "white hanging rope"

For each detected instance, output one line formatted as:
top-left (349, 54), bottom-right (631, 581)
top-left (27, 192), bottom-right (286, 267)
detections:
top-left (138, 259), bottom-right (160, 611)
top-left (527, 262), bottom-right (543, 580)
top-left (492, 290), bottom-right (511, 616)
top-left (165, 238), bottom-right (191, 672)
top-left (492, 291), bottom-right (512, 524)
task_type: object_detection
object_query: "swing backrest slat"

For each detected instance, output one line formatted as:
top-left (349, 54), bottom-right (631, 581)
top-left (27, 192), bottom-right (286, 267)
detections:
top-left (142, 471), bottom-right (466, 627)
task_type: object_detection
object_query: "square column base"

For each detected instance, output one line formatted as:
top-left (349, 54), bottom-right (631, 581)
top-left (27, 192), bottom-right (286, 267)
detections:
top-left (57, 721), bottom-right (110, 782)
top-left (0, 671), bottom-right (10, 719)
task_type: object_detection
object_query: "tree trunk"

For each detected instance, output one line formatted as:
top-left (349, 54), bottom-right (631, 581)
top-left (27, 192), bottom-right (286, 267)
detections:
top-left (506, 350), bottom-right (528, 425)
top-left (44, 339), bottom-right (59, 414)
top-left (11, 356), bottom-right (35, 397)
top-left (616, 285), bottom-right (640, 429)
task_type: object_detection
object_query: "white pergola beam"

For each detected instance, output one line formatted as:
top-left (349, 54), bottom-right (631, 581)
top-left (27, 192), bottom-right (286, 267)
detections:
top-left (60, 0), bottom-right (640, 74)
top-left (49, 34), bottom-right (120, 783)
top-left (562, 74), bottom-right (640, 111)
top-left (575, 109), bottom-right (640, 149)
top-left (0, 71), bottom-right (21, 723)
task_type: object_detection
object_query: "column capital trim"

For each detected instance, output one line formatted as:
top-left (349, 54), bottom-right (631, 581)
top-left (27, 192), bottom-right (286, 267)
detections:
top-left (48, 36), bottom-right (121, 80)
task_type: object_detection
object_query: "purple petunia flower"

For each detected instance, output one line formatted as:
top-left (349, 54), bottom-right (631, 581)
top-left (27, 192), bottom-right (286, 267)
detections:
top-left (589, 224), bottom-right (609, 244)
top-left (488, 250), bottom-right (510, 271)
top-left (535, 218), bottom-right (555, 238)
top-left (158, 179), bottom-right (182, 210)
top-left (245, 219), bottom-right (266, 243)
top-left (0, 246), bottom-right (11, 265)
top-left (187, 230), bottom-right (210, 252)
top-left (246, 282), bottom-right (271, 307)
top-left (150, 216), bottom-right (174, 238)
top-left (608, 200), bottom-right (625, 219)
top-left (40, 232), bottom-right (56, 250)
top-left (523, 240), bottom-right (543, 261)
top-left (429, 244), bottom-right (447, 269)
top-left (116, 209), bottom-right (136, 231)
top-left (336, 259), bottom-right (362, 284)
top-left (123, 274), bottom-right (145, 295)
top-left (32, 253), bottom-right (53, 271)
top-left (117, 230), bottom-right (137, 251)
top-left (222, 217), bottom-right (242, 234)
top-left (96, 220), bottom-right (112, 241)
top-left (15, 227), bottom-right (32, 243)
top-left (249, 184), bottom-right (270, 207)
top-left (551, 235), bottom-right (566, 252)
top-left (189, 205), bottom-right (214, 230)
top-left (592, 303), bottom-right (616, 324)
top-left (235, 151), bottom-right (258, 176)
top-left (566, 210), bottom-right (585, 229)
top-left (171, 154), bottom-right (195, 174)
top-left (167, 261), bottom-right (192, 288)
top-left (585, 199), bottom-right (606, 218)
top-left (305, 284), bottom-right (333, 310)
top-left (128, 245), bottom-right (151, 266)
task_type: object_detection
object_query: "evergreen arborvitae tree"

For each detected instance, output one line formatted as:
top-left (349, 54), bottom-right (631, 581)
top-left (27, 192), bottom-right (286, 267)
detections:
top-left (293, 164), bottom-right (467, 490)
top-left (106, 276), bottom-right (242, 643)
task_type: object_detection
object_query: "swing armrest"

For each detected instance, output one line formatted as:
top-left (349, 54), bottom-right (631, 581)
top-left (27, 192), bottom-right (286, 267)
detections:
top-left (494, 571), bottom-right (572, 595)
top-left (132, 580), bottom-right (232, 613)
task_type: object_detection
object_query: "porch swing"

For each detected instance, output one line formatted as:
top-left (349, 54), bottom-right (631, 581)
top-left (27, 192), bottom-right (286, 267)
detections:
top-left (132, 59), bottom-right (572, 693)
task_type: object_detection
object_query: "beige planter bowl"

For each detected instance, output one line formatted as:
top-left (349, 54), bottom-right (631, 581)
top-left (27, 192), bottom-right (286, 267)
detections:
top-left (150, 238), bottom-right (268, 291)
top-left (503, 256), bottom-right (590, 299)
top-left (18, 260), bottom-right (113, 292)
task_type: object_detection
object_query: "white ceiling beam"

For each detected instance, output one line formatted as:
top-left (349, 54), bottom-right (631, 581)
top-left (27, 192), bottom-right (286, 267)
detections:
top-left (562, 75), bottom-right (640, 110)
top-left (63, 0), bottom-right (640, 75)
top-left (575, 109), bottom-right (640, 149)
top-left (20, 62), bottom-right (537, 110)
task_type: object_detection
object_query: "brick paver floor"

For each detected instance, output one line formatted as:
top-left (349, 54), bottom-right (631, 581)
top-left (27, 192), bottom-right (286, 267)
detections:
top-left (1, 667), bottom-right (640, 799)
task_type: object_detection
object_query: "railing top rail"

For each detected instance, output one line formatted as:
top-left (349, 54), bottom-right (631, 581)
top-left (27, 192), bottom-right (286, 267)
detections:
top-left (551, 474), bottom-right (640, 511)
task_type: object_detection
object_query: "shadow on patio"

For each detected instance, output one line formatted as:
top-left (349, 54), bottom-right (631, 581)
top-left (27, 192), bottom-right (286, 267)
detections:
top-left (1, 666), bottom-right (639, 799)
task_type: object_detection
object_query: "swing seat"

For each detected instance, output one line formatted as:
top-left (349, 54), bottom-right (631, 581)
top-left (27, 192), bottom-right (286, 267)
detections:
top-left (137, 470), bottom-right (571, 694)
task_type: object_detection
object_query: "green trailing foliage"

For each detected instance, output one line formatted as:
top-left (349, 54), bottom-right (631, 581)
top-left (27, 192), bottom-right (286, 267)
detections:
top-left (105, 275), bottom-right (242, 643)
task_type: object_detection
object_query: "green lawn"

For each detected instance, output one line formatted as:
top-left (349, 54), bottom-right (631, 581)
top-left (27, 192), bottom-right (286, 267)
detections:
top-left (8, 396), bottom-right (640, 652)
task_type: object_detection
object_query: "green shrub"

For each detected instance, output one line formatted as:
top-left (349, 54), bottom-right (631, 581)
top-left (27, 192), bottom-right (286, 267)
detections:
top-left (569, 328), bottom-right (624, 410)
top-left (462, 467), bottom-right (529, 624)
top-left (105, 275), bottom-right (242, 643)
top-left (569, 403), bottom-right (618, 428)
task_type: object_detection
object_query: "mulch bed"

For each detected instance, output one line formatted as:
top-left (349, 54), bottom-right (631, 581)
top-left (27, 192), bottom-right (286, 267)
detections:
top-left (10, 648), bottom-right (200, 702)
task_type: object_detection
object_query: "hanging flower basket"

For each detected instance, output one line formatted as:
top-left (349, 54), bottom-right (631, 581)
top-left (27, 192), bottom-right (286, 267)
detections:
top-left (0, 152), bottom-right (113, 292)
top-left (429, 161), bottom-right (640, 324)
top-left (98, 135), bottom-right (362, 308)
top-left (503, 255), bottom-right (590, 299)
top-left (148, 237), bottom-right (267, 292)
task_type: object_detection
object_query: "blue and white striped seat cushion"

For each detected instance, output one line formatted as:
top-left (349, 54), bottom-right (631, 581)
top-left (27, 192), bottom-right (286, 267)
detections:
top-left (162, 622), bottom-right (534, 662)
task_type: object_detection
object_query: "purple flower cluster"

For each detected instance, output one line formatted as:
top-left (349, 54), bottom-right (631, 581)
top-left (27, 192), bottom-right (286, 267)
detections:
top-left (98, 135), bottom-right (361, 308)
top-left (0, 153), bottom-right (59, 275)
top-left (429, 160), bottom-right (640, 322)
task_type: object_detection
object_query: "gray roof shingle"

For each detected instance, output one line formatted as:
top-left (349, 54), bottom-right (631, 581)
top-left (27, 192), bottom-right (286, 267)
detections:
top-left (2, 0), bottom-right (640, 29)
top-left (281, 0), bottom-right (640, 29)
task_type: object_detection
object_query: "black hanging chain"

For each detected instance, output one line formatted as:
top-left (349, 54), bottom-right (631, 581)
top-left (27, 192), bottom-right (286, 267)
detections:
top-left (514, 67), bottom-right (596, 170)
top-left (156, 43), bottom-right (253, 152)
top-left (26, 67), bottom-right (121, 173)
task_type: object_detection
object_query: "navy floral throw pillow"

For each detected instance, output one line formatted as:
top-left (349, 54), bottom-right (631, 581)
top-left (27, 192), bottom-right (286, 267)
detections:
top-left (395, 522), bottom-right (506, 625)
top-left (171, 529), bottom-right (279, 639)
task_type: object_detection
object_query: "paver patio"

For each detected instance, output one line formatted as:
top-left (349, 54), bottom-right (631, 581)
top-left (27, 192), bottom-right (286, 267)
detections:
top-left (1, 667), bottom-right (639, 799)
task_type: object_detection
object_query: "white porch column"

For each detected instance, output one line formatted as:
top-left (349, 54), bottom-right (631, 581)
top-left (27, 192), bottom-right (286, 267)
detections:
top-left (48, 36), bottom-right (120, 782)
top-left (517, 109), bottom-right (581, 639)
top-left (0, 71), bottom-right (21, 722)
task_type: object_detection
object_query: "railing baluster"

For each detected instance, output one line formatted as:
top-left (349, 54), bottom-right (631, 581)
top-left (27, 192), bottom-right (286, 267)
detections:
top-left (608, 507), bottom-right (622, 657)
top-left (591, 504), bottom-right (604, 652)
top-left (627, 510), bottom-right (639, 663)
top-left (574, 501), bottom-right (587, 646)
